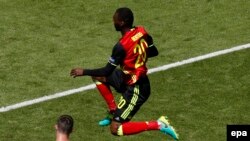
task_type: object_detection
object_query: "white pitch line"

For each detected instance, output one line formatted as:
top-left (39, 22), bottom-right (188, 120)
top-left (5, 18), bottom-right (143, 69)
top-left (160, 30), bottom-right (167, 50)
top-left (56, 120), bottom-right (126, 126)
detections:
top-left (0, 43), bottom-right (250, 112)
top-left (148, 43), bottom-right (250, 74)
top-left (0, 84), bottom-right (96, 112)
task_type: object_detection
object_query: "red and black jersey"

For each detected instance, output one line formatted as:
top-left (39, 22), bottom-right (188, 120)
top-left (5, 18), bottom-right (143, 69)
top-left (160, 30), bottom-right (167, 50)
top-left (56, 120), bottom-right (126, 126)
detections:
top-left (109, 26), bottom-right (153, 84)
top-left (84, 26), bottom-right (158, 85)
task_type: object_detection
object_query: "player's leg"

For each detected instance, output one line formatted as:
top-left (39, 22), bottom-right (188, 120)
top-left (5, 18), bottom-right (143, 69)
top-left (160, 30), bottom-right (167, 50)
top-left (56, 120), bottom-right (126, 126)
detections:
top-left (110, 119), bottom-right (160, 135)
top-left (112, 116), bottom-right (178, 140)
top-left (92, 77), bottom-right (117, 112)
top-left (109, 77), bottom-right (179, 140)
top-left (91, 76), bottom-right (116, 126)
top-left (110, 81), bottom-right (160, 135)
top-left (93, 69), bottom-right (126, 126)
top-left (110, 117), bottom-right (178, 140)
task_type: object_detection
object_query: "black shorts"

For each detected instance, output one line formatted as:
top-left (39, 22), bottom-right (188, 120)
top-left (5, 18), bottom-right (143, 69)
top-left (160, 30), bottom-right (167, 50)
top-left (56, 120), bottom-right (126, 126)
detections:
top-left (106, 69), bottom-right (151, 123)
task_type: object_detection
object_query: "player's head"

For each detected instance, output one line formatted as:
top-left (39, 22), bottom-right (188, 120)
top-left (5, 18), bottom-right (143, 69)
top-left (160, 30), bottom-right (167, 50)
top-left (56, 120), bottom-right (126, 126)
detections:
top-left (113, 7), bottom-right (134, 31)
top-left (55, 115), bottom-right (74, 136)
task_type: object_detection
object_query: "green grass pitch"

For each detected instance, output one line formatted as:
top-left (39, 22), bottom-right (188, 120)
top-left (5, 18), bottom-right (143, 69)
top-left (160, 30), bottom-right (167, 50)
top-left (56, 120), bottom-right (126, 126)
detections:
top-left (0, 0), bottom-right (249, 141)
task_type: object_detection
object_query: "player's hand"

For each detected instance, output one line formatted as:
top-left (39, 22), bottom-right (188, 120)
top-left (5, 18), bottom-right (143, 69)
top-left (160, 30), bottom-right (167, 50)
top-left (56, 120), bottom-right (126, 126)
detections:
top-left (70, 68), bottom-right (84, 78)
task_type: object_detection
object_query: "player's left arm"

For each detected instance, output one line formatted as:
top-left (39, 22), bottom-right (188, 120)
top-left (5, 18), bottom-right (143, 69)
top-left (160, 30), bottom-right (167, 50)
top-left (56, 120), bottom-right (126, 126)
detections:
top-left (145, 34), bottom-right (159, 58)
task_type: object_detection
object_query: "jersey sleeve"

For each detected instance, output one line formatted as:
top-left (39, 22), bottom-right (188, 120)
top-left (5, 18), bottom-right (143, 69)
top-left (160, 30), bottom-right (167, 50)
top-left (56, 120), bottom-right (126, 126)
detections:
top-left (83, 63), bottom-right (116, 76)
top-left (145, 34), bottom-right (159, 58)
top-left (108, 43), bottom-right (125, 66)
top-left (83, 43), bottom-right (125, 77)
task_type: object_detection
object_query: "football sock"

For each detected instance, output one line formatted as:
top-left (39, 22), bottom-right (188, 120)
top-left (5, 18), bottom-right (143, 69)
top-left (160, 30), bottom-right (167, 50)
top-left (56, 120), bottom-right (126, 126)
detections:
top-left (118, 121), bottom-right (160, 135)
top-left (95, 82), bottom-right (117, 111)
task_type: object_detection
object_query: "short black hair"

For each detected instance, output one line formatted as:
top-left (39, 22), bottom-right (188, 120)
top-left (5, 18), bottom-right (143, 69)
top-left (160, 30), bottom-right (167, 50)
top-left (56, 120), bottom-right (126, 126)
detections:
top-left (115, 7), bottom-right (134, 27)
top-left (57, 115), bottom-right (74, 135)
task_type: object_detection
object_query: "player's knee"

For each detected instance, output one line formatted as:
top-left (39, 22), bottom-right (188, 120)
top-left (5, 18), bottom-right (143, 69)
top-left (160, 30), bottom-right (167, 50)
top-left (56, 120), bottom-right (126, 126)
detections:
top-left (110, 121), bottom-right (122, 136)
top-left (110, 125), bottom-right (118, 136)
top-left (91, 76), bottom-right (97, 81)
top-left (91, 76), bottom-right (106, 83)
top-left (91, 76), bottom-right (101, 84)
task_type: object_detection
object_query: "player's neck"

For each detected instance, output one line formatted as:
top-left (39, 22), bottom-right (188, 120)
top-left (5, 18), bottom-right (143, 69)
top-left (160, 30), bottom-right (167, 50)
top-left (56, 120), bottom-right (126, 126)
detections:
top-left (56, 132), bottom-right (70, 141)
top-left (121, 27), bottom-right (132, 36)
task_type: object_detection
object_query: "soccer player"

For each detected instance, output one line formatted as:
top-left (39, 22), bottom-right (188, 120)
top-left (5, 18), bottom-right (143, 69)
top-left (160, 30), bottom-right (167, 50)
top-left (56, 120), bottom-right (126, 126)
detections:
top-left (55, 115), bottom-right (74, 141)
top-left (70, 7), bottom-right (178, 140)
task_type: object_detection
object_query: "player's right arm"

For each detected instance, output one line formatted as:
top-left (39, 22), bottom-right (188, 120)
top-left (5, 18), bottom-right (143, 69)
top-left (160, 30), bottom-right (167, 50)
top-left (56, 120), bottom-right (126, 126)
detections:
top-left (70, 43), bottom-right (125, 77)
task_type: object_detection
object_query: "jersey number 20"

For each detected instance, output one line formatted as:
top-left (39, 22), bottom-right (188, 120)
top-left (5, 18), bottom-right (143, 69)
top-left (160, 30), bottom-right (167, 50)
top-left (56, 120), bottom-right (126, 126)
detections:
top-left (133, 39), bottom-right (148, 68)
